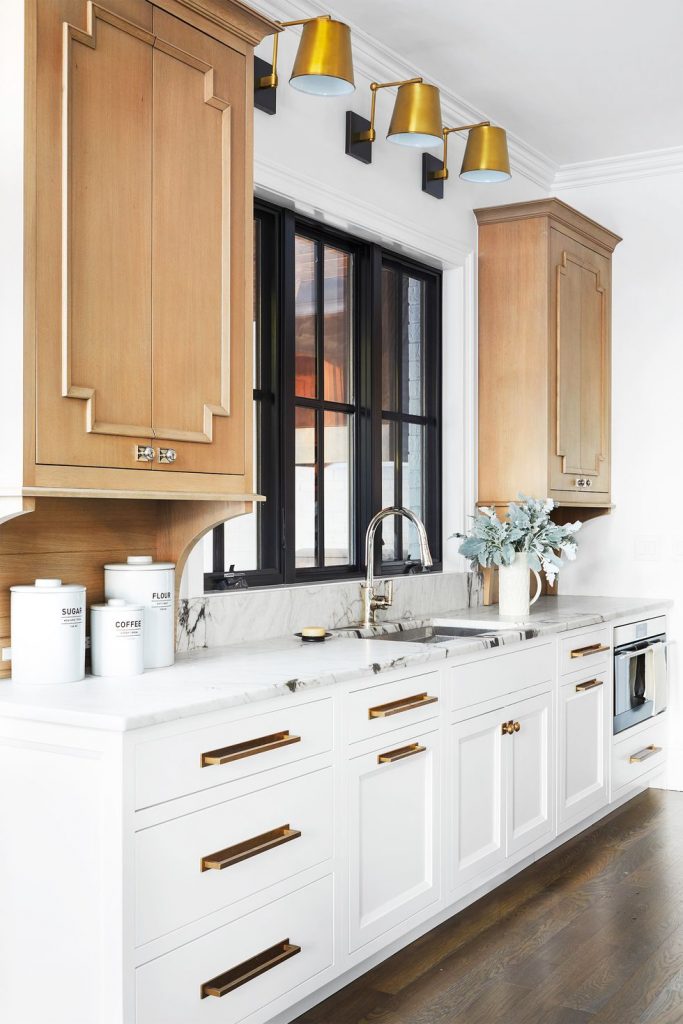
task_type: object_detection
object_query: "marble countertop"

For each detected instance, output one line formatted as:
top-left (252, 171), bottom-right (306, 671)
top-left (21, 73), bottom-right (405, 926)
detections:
top-left (0, 596), bottom-right (671, 733)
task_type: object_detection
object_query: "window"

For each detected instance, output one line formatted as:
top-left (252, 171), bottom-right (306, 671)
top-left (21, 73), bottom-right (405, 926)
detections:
top-left (205, 201), bottom-right (442, 591)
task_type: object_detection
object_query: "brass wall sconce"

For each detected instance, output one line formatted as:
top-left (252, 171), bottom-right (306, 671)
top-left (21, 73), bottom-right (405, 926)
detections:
top-left (346, 78), bottom-right (443, 164)
top-left (255, 15), bottom-right (354, 116)
top-left (422, 121), bottom-right (511, 198)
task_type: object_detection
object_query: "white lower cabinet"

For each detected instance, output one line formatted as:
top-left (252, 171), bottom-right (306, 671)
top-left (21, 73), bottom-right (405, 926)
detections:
top-left (136, 873), bottom-right (334, 1024)
top-left (450, 689), bottom-right (554, 893)
top-left (347, 728), bottom-right (440, 951)
top-left (558, 669), bottom-right (609, 828)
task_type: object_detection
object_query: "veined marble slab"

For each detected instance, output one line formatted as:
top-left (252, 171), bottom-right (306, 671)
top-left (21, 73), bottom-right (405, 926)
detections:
top-left (0, 596), bottom-right (671, 733)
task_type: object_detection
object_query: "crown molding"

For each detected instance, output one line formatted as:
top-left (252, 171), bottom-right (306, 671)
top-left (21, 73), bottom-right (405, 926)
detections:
top-left (254, 0), bottom-right (557, 190)
top-left (554, 145), bottom-right (683, 190)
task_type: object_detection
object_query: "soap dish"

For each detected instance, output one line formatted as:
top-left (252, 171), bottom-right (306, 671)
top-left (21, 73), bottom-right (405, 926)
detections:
top-left (294, 631), bottom-right (333, 643)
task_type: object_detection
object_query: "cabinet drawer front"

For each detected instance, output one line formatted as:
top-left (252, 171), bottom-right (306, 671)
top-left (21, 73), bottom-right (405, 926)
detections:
top-left (136, 767), bottom-right (333, 947)
top-left (558, 670), bottom-right (609, 828)
top-left (560, 628), bottom-right (611, 676)
top-left (136, 874), bottom-right (333, 1024)
top-left (449, 644), bottom-right (553, 713)
top-left (346, 670), bottom-right (440, 744)
top-left (612, 717), bottom-right (667, 797)
top-left (135, 699), bottom-right (333, 809)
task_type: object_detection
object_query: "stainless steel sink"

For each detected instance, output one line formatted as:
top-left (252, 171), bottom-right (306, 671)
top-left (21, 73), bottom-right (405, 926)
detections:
top-left (373, 625), bottom-right (503, 645)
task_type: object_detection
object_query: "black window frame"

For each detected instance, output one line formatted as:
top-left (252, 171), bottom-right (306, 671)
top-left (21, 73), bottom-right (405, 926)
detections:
top-left (205, 199), bottom-right (442, 592)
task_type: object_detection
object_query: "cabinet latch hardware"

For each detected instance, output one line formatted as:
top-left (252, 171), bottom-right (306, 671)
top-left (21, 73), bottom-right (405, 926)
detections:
top-left (135, 445), bottom-right (155, 462)
top-left (158, 447), bottom-right (177, 464)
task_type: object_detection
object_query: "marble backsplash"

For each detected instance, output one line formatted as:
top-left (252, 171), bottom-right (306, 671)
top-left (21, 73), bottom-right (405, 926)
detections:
top-left (178, 571), bottom-right (483, 653)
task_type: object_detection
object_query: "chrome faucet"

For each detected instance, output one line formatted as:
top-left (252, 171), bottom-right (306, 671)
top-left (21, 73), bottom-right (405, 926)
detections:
top-left (360, 507), bottom-right (433, 627)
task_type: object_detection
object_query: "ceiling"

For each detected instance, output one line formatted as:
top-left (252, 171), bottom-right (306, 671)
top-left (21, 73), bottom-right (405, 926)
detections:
top-left (329, 0), bottom-right (683, 166)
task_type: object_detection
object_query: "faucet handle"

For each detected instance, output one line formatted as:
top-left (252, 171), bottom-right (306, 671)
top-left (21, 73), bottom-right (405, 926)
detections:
top-left (372, 579), bottom-right (393, 612)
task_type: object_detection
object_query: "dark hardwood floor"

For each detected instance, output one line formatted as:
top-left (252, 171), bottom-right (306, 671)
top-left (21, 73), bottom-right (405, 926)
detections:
top-left (294, 790), bottom-right (683, 1024)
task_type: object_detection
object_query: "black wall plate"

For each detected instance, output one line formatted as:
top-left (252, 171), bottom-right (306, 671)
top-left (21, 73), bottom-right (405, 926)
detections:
top-left (345, 111), bottom-right (373, 164)
top-left (254, 57), bottom-right (277, 116)
top-left (422, 153), bottom-right (445, 198)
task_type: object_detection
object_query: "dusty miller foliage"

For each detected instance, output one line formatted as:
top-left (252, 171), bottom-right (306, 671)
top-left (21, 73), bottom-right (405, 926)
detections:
top-left (454, 496), bottom-right (582, 585)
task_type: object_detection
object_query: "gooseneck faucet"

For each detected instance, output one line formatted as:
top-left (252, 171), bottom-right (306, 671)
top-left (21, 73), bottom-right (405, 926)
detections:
top-left (360, 507), bottom-right (433, 627)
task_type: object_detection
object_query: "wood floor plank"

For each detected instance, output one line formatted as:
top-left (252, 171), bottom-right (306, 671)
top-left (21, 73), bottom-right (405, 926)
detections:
top-left (292, 791), bottom-right (683, 1024)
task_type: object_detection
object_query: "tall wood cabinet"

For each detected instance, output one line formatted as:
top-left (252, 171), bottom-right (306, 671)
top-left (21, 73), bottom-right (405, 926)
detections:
top-left (25, 0), bottom-right (277, 499)
top-left (476, 199), bottom-right (621, 512)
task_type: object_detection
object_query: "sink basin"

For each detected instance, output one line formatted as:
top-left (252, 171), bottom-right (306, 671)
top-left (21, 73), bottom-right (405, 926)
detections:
top-left (373, 625), bottom-right (505, 645)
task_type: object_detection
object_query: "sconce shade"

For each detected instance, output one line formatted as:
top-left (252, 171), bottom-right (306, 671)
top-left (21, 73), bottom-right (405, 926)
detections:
top-left (289, 17), bottom-right (355, 96)
top-left (460, 124), bottom-right (511, 182)
top-left (387, 82), bottom-right (443, 148)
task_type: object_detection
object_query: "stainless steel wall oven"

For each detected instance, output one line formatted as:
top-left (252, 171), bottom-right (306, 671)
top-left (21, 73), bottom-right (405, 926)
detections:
top-left (613, 615), bottom-right (668, 735)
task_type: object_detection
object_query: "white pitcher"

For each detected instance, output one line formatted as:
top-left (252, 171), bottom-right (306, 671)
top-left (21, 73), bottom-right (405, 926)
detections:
top-left (498, 552), bottom-right (541, 619)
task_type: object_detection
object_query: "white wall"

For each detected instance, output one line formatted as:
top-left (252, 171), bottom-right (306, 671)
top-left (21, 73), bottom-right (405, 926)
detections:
top-left (557, 169), bottom-right (683, 786)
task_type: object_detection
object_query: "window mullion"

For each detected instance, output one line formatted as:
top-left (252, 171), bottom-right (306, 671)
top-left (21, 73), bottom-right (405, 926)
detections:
top-left (316, 240), bottom-right (325, 569)
top-left (280, 208), bottom-right (297, 584)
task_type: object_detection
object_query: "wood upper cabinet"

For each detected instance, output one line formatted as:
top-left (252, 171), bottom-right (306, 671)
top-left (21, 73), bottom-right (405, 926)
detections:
top-left (476, 199), bottom-right (621, 511)
top-left (27, 0), bottom-right (277, 498)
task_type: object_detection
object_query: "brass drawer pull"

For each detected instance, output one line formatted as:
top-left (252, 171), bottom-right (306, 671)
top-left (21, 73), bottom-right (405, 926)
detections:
top-left (502, 720), bottom-right (521, 735)
top-left (570, 642), bottom-right (610, 658)
top-left (201, 825), bottom-right (301, 872)
top-left (200, 939), bottom-right (301, 998)
top-left (377, 742), bottom-right (426, 764)
top-left (629, 745), bottom-right (662, 764)
top-left (576, 678), bottom-right (603, 693)
top-left (368, 692), bottom-right (438, 719)
top-left (201, 731), bottom-right (301, 767)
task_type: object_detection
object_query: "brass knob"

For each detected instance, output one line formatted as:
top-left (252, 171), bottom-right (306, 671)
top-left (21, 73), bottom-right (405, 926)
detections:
top-left (513, 721), bottom-right (521, 732)
top-left (501, 720), bottom-right (514, 735)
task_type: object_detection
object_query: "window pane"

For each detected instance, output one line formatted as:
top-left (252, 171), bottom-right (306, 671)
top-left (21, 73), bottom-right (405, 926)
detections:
top-left (324, 410), bottom-right (353, 566)
top-left (381, 419), bottom-right (397, 561)
top-left (403, 276), bottom-right (425, 416)
top-left (295, 406), bottom-right (317, 568)
top-left (295, 235), bottom-right (317, 399)
top-left (324, 247), bottom-right (353, 404)
top-left (381, 266), bottom-right (398, 410)
top-left (402, 421), bottom-right (425, 559)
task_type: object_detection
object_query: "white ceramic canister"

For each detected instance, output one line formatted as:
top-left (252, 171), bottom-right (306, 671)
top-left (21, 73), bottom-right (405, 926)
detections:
top-left (104, 556), bottom-right (175, 668)
top-left (90, 599), bottom-right (145, 677)
top-left (9, 579), bottom-right (86, 684)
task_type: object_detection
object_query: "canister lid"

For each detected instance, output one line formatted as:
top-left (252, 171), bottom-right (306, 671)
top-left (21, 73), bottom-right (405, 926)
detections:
top-left (10, 579), bottom-right (86, 594)
top-left (103, 555), bottom-right (175, 571)
top-left (91, 599), bottom-right (145, 612)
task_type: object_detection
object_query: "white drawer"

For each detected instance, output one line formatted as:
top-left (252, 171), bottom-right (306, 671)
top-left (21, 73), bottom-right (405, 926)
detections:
top-left (136, 766), bottom-right (333, 947)
top-left (135, 699), bottom-right (333, 809)
top-left (449, 643), bottom-right (553, 713)
top-left (612, 716), bottom-right (667, 797)
top-left (346, 670), bottom-right (440, 744)
top-left (560, 627), bottom-right (611, 677)
top-left (136, 874), bottom-right (334, 1024)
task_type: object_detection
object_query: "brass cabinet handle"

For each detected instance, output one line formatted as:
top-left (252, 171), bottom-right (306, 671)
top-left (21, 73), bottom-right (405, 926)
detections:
top-left (629, 745), bottom-right (662, 764)
top-left (501, 720), bottom-right (512, 735)
top-left (377, 742), bottom-right (426, 764)
top-left (576, 678), bottom-right (604, 693)
top-left (201, 731), bottom-right (301, 767)
top-left (513, 721), bottom-right (521, 732)
top-left (368, 692), bottom-right (438, 719)
top-left (200, 939), bottom-right (301, 999)
top-left (570, 642), bottom-right (610, 658)
top-left (201, 825), bottom-right (302, 872)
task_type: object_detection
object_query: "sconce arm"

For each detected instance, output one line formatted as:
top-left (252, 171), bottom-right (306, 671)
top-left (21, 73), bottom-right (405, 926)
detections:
top-left (257, 15), bottom-right (332, 91)
top-left (354, 76), bottom-right (423, 143)
top-left (428, 120), bottom-right (490, 181)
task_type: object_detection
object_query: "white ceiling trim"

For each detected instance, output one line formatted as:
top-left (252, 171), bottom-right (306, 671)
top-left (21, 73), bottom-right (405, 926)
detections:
top-left (554, 145), bottom-right (683, 190)
top-left (255, 0), bottom-right (558, 190)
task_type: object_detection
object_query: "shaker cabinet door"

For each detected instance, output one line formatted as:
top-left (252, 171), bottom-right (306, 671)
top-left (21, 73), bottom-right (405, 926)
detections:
top-left (348, 730), bottom-right (440, 951)
top-left (549, 229), bottom-right (611, 498)
top-left (450, 708), bottom-right (506, 892)
top-left (506, 691), bottom-right (554, 857)
top-left (558, 671), bottom-right (609, 828)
